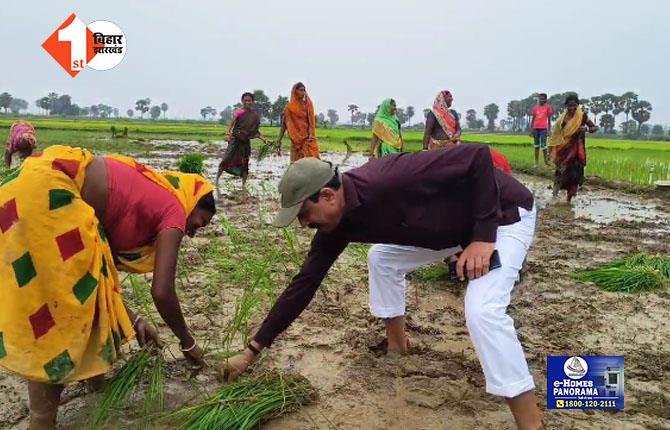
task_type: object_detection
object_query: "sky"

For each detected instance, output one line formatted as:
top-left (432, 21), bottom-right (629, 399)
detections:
top-left (2, 0), bottom-right (670, 124)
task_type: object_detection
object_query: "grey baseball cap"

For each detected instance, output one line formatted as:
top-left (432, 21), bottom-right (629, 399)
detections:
top-left (273, 158), bottom-right (337, 227)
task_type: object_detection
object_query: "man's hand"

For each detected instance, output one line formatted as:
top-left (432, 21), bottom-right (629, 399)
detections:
top-left (219, 352), bottom-right (254, 382)
top-left (134, 317), bottom-right (163, 348)
top-left (456, 241), bottom-right (496, 281)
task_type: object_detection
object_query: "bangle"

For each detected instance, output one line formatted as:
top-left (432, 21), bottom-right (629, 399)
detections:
top-left (180, 338), bottom-right (197, 352)
top-left (132, 315), bottom-right (142, 328)
top-left (246, 342), bottom-right (261, 356)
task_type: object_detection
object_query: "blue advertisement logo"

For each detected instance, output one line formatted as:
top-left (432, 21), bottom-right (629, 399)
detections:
top-left (547, 356), bottom-right (624, 409)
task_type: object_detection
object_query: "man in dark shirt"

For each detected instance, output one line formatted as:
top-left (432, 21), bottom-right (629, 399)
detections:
top-left (225, 144), bottom-right (543, 430)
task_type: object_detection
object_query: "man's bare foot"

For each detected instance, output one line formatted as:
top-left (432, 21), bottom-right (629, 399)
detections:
top-left (387, 337), bottom-right (411, 355)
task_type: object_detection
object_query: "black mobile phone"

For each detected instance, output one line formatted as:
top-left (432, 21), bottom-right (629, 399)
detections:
top-left (449, 250), bottom-right (501, 281)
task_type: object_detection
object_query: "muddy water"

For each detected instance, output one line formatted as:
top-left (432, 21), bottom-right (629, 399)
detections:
top-left (140, 140), bottom-right (669, 228)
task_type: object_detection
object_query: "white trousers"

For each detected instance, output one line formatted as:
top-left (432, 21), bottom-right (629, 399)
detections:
top-left (367, 206), bottom-right (536, 398)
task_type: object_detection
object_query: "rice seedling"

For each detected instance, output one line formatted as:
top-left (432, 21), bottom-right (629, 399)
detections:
top-left (281, 227), bottom-right (305, 267)
top-left (144, 351), bottom-right (166, 416)
top-left (575, 254), bottom-right (670, 292)
top-left (165, 372), bottom-right (316, 430)
top-left (92, 346), bottom-right (166, 429)
top-left (127, 274), bottom-right (157, 325)
top-left (177, 153), bottom-right (206, 174)
top-left (606, 254), bottom-right (670, 277)
top-left (257, 140), bottom-right (280, 161)
top-left (0, 166), bottom-right (18, 185)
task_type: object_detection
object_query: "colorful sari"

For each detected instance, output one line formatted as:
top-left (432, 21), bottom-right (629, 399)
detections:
top-left (0, 146), bottom-right (212, 383)
top-left (371, 99), bottom-right (402, 158)
top-left (550, 107), bottom-right (587, 199)
top-left (6, 121), bottom-right (36, 161)
top-left (284, 84), bottom-right (320, 162)
top-left (430, 91), bottom-right (460, 149)
top-left (220, 108), bottom-right (260, 178)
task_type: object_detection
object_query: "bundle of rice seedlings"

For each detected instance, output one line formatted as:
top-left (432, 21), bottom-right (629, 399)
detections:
top-left (575, 254), bottom-right (670, 293)
top-left (257, 141), bottom-right (280, 162)
top-left (606, 254), bottom-right (670, 277)
top-left (143, 351), bottom-right (165, 415)
top-left (166, 372), bottom-right (316, 430)
top-left (177, 153), bottom-right (206, 174)
top-left (92, 346), bottom-right (165, 429)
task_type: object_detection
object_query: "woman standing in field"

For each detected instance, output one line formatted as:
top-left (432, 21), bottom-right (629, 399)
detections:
top-left (277, 82), bottom-right (320, 162)
top-left (422, 91), bottom-right (512, 174)
top-left (370, 98), bottom-right (404, 159)
top-left (422, 90), bottom-right (462, 149)
top-left (549, 94), bottom-right (598, 202)
top-left (0, 145), bottom-right (214, 429)
top-left (216, 92), bottom-right (268, 195)
top-left (5, 120), bottom-right (37, 168)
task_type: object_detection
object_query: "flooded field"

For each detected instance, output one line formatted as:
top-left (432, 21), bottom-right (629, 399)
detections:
top-left (1, 141), bottom-right (669, 430)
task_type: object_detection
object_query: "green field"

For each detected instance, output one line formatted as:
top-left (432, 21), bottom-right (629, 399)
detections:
top-left (1, 117), bottom-right (668, 186)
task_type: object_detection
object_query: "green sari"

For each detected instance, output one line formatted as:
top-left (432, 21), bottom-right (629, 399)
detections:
top-left (372, 99), bottom-right (402, 158)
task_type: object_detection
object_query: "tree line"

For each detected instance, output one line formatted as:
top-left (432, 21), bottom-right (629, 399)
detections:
top-left (462, 91), bottom-right (655, 136)
top-left (0, 92), bottom-right (170, 120)
top-left (1, 89), bottom-right (666, 137)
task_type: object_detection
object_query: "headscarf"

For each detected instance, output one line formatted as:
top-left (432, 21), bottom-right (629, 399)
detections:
top-left (105, 154), bottom-right (214, 272)
top-left (549, 106), bottom-right (585, 149)
top-left (490, 148), bottom-right (513, 175)
top-left (7, 121), bottom-right (36, 158)
top-left (284, 83), bottom-right (317, 143)
top-left (432, 91), bottom-right (459, 139)
top-left (372, 99), bottom-right (402, 150)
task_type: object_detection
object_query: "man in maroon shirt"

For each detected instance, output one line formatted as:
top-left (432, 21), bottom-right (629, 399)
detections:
top-left (225, 144), bottom-right (543, 429)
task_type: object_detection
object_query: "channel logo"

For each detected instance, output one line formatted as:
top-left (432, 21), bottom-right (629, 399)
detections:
top-left (42, 13), bottom-right (126, 77)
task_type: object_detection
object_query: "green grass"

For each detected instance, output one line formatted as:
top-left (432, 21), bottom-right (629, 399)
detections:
top-left (460, 133), bottom-right (670, 151)
top-left (491, 144), bottom-right (670, 185)
top-left (183, 211), bottom-right (307, 357)
top-left (165, 372), bottom-right (316, 430)
top-left (575, 254), bottom-right (670, 293)
top-left (2, 117), bottom-right (668, 185)
top-left (93, 346), bottom-right (165, 429)
top-left (410, 263), bottom-right (451, 282)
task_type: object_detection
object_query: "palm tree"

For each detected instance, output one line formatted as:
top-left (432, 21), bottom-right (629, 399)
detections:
top-left (589, 95), bottom-right (604, 125)
top-left (406, 106), bottom-right (415, 126)
top-left (0, 92), bottom-right (13, 113)
top-left (507, 100), bottom-right (523, 131)
top-left (619, 91), bottom-right (638, 124)
top-left (483, 103), bottom-right (499, 131)
top-left (631, 100), bottom-right (652, 132)
top-left (347, 104), bottom-right (359, 126)
top-left (160, 102), bottom-right (168, 119)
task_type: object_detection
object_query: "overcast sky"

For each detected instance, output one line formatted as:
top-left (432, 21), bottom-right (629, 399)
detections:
top-left (2, 0), bottom-right (669, 124)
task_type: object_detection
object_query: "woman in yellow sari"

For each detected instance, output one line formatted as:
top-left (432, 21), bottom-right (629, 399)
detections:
top-left (370, 98), bottom-right (404, 159)
top-left (549, 94), bottom-right (598, 202)
top-left (277, 82), bottom-right (320, 162)
top-left (0, 145), bottom-right (215, 429)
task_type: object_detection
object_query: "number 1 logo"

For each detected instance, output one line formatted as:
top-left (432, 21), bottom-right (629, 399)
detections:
top-left (42, 13), bottom-right (97, 77)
